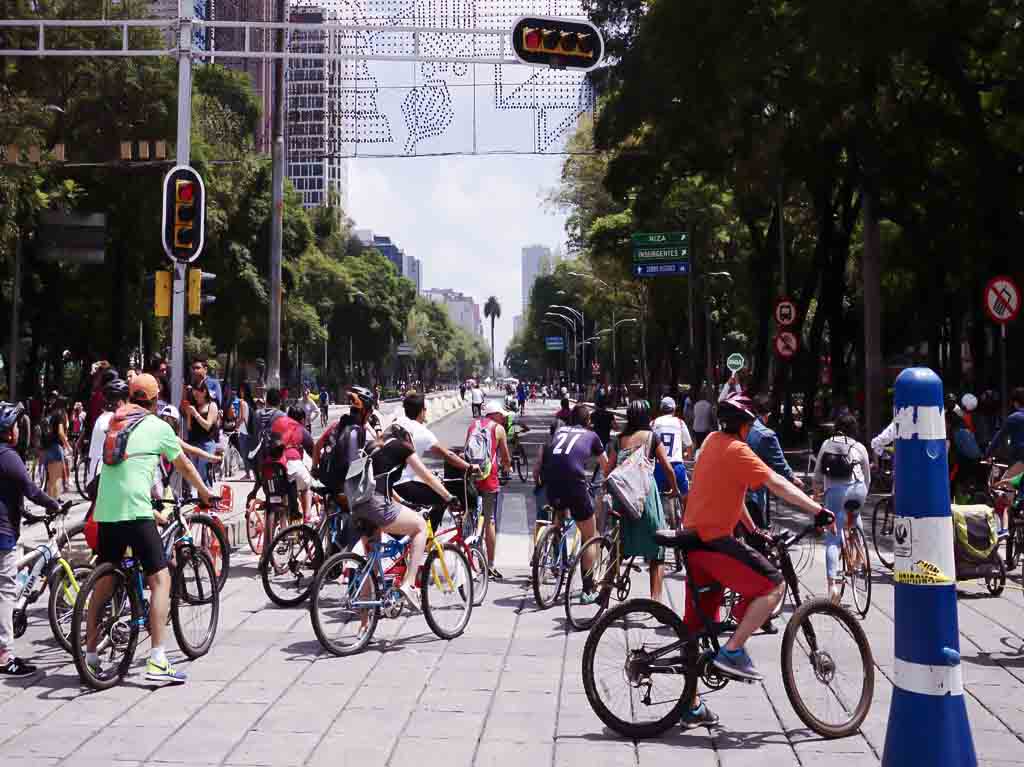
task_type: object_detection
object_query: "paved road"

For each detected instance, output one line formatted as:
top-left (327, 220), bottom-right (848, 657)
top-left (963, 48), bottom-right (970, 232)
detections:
top-left (2, 393), bottom-right (1023, 766)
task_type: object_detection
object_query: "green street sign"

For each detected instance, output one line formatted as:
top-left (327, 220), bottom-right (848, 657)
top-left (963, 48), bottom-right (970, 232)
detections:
top-left (727, 353), bottom-right (745, 373)
top-left (632, 232), bottom-right (687, 246)
top-left (633, 245), bottom-right (689, 262)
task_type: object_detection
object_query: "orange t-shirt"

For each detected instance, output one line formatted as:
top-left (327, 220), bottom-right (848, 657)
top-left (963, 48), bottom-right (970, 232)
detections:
top-left (684, 431), bottom-right (773, 541)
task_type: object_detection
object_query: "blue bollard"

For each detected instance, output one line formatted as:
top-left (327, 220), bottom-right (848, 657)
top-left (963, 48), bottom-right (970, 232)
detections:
top-left (882, 368), bottom-right (976, 767)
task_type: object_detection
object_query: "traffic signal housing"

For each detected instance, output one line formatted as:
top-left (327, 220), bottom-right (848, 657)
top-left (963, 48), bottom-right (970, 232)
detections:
top-left (187, 269), bottom-right (216, 315)
top-left (154, 271), bottom-right (171, 317)
top-left (161, 165), bottom-right (206, 262)
top-left (511, 16), bottom-right (604, 71)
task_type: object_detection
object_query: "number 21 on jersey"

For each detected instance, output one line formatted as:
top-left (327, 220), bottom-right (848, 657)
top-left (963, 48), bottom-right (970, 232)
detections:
top-left (553, 432), bottom-right (582, 455)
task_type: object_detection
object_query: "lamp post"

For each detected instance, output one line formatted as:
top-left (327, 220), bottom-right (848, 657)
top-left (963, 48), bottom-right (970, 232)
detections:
top-left (551, 304), bottom-right (585, 389)
top-left (598, 317), bottom-right (638, 405)
top-left (545, 312), bottom-right (577, 387)
top-left (542, 320), bottom-right (569, 383)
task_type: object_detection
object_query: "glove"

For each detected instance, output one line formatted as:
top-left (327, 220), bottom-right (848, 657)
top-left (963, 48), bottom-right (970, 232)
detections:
top-left (814, 508), bottom-right (836, 528)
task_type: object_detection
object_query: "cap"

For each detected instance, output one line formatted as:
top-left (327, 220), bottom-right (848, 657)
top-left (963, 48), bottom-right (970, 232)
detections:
top-left (660, 396), bottom-right (676, 413)
top-left (129, 373), bottom-right (160, 403)
top-left (160, 404), bottom-right (181, 421)
top-left (483, 402), bottom-right (508, 418)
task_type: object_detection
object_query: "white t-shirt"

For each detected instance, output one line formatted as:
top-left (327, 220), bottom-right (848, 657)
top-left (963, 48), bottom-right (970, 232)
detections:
top-left (693, 400), bottom-right (715, 432)
top-left (652, 415), bottom-right (693, 463)
top-left (394, 415), bottom-right (439, 485)
top-left (88, 410), bottom-right (115, 481)
top-left (470, 388), bottom-right (484, 404)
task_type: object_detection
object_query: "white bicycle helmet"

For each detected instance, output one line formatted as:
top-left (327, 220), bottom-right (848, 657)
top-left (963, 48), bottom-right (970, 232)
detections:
top-left (961, 393), bottom-right (978, 412)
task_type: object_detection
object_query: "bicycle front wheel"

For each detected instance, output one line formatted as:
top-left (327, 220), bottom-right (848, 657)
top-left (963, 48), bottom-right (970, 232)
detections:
top-left (422, 543), bottom-right (473, 640)
top-left (246, 502), bottom-right (267, 554)
top-left (847, 526), bottom-right (872, 618)
top-left (582, 598), bottom-right (697, 739)
top-left (49, 563), bottom-right (92, 653)
top-left (171, 546), bottom-right (220, 659)
top-left (262, 524), bottom-right (325, 607)
top-left (188, 513), bottom-right (230, 592)
top-left (531, 524), bottom-right (566, 609)
top-left (467, 542), bottom-right (489, 606)
top-left (309, 552), bottom-right (379, 656)
top-left (564, 535), bottom-right (614, 631)
top-left (71, 563), bottom-right (141, 691)
top-left (516, 451), bottom-right (529, 482)
top-left (73, 453), bottom-right (91, 499)
top-left (781, 597), bottom-right (874, 739)
top-left (871, 497), bottom-right (894, 570)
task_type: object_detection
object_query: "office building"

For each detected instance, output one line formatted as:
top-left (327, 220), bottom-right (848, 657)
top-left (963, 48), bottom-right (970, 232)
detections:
top-left (522, 244), bottom-right (552, 311)
top-left (423, 289), bottom-right (483, 339)
top-left (403, 254), bottom-right (422, 294)
top-left (513, 315), bottom-right (523, 338)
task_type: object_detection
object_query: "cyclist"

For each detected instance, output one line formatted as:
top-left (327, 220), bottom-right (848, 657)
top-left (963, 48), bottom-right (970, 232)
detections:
top-left (0, 402), bottom-right (64, 676)
top-left (538, 404), bottom-right (608, 602)
top-left (250, 389), bottom-right (313, 520)
top-left (318, 386), bottom-right (330, 427)
top-left (652, 395), bottom-right (693, 519)
top-left (87, 378), bottom-right (129, 484)
top-left (986, 387), bottom-right (1024, 481)
top-left (516, 381), bottom-right (528, 416)
top-left (506, 410), bottom-right (531, 460)
top-left (392, 391), bottom-right (477, 532)
top-left (466, 402), bottom-right (512, 579)
top-left (84, 374), bottom-right (213, 684)
top-left (682, 393), bottom-right (830, 689)
top-left (470, 382), bottom-right (484, 418)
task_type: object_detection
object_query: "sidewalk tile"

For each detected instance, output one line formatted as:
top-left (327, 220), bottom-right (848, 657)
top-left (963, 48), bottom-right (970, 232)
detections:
top-left (404, 709), bottom-right (486, 739)
top-left (481, 711), bottom-right (554, 742)
top-left (476, 742), bottom-right (552, 766)
top-left (74, 724), bottom-right (176, 762)
top-left (225, 730), bottom-right (320, 766)
top-left (306, 740), bottom-right (389, 767)
top-left (390, 736), bottom-right (476, 767)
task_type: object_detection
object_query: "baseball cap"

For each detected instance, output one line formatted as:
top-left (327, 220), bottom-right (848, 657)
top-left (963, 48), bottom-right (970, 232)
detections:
top-left (660, 396), bottom-right (676, 413)
top-left (160, 404), bottom-right (181, 421)
top-left (129, 373), bottom-right (160, 403)
top-left (483, 402), bottom-right (508, 418)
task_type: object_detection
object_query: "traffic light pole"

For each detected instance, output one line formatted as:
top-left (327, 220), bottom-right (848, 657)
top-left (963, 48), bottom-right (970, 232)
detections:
top-left (170, 0), bottom-right (193, 413)
top-left (266, 0), bottom-right (286, 390)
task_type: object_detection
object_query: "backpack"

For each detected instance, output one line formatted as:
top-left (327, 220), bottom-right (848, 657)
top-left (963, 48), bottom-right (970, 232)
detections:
top-left (102, 405), bottom-right (156, 466)
top-left (819, 438), bottom-right (855, 480)
top-left (464, 419), bottom-right (494, 479)
top-left (954, 428), bottom-right (982, 461)
top-left (248, 409), bottom-right (286, 465)
top-left (606, 433), bottom-right (656, 521)
top-left (319, 417), bottom-right (365, 491)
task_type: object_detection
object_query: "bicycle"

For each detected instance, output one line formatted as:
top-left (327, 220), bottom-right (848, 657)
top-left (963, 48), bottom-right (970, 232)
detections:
top-left (261, 487), bottom-right (348, 607)
top-left (870, 494), bottom-right (894, 570)
top-left (530, 505), bottom-right (581, 609)
top-left (72, 440), bottom-right (92, 500)
top-left (308, 506), bottom-right (473, 656)
top-left (9, 501), bottom-right (90, 653)
top-left (429, 474), bottom-right (489, 606)
top-left (582, 517), bottom-right (874, 740)
top-left (70, 495), bottom-right (221, 690)
top-left (510, 442), bottom-right (529, 483)
top-left (244, 465), bottom-right (303, 555)
top-left (835, 499), bottom-right (872, 618)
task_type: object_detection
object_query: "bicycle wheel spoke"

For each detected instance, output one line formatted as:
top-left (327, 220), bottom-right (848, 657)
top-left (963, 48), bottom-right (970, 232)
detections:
top-left (176, 552), bottom-right (217, 650)
top-left (423, 545), bottom-right (472, 638)
top-left (313, 555), bottom-right (376, 653)
top-left (790, 610), bottom-right (870, 730)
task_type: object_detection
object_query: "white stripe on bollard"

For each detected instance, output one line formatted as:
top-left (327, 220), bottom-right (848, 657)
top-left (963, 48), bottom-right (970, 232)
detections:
top-left (894, 404), bottom-right (946, 440)
top-left (893, 658), bottom-right (964, 696)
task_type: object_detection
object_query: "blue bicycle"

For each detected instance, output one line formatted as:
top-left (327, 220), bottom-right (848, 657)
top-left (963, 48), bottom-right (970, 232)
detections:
top-left (531, 504), bottom-right (581, 609)
top-left (308, 508), bottom-right (473, 656)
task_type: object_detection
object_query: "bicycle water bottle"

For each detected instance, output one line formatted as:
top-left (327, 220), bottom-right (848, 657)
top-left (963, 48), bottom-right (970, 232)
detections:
top-left (22, 544), bottom-right (53, 597)
top-left (14, 569), bottom-right (29, 596)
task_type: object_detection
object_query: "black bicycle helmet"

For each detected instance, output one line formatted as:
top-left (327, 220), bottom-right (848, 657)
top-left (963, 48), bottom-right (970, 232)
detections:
top-left (349, 385), bottom-right (377, 411)
top-left (718, 393), bottom-right (757, 433)
top-left (104, 378), bottom-right (129, 401)
top-left (0, 401), bottom-right (24, 435)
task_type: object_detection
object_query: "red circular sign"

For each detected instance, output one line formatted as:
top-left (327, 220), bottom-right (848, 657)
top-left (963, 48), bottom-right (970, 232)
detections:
top-left (774, 297), bottom-right (798, 327)
top-left (985, 276), bottom-right (1021, 325)
top-left (774, 331), bottom-right (799, 360)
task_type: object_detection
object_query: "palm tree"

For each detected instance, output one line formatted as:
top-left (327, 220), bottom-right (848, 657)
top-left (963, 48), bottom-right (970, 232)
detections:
top-left (483, 296), bottom-right (501, 381)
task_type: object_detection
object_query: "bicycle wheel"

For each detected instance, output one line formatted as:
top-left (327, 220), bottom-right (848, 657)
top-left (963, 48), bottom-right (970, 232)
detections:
top-left (467, 542), bottom-right (489, 606)
top-left (1006, 524), bottom-right (1023, 570)
top-left (531, 524), bottom-right (566, 609)
top-left (564, 535), bottom-right (614, 631)
top-left (516, 450), bottom-right (528, 482)
top-left (246, 501), bottom-right (267, 554)
top-left (48, 563), bottom-right (92, 653)
top-left (261, 524), bottom-right (325, 607)
top-left (171, 546), bottom-right (220, 658)
top-left (309, 552), bottom-right (379, 656)
top-left (421, 543), bottom-right (473, 639)
top-left (188, 513), bottom-right (230, 592)
top-left (871, 497), bottom-right (894, 570)
top-left (582, 598), bottom-right (696, 739)
top-left (71, 563), bottom-right (141, 691)
top-left (781, 597), bottom-right (874, 739)
top-left (847, 527), bottom-right (872, 618)
top-left (985, 558), bottom-right (1006, 596)
top-left (73, 453), bottom-right (91, 499)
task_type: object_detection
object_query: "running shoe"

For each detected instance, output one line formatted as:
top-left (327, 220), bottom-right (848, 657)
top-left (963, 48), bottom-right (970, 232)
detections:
top-left (398, 583), bottom-right (422, 613)
top-left (579, 589), bottom-right (600, 606)
top-left (711, 647), bottom-right (762, 682)
top-left (0, 657), bottom-right (38, 676)
top-left (489, 566), bottom-right (504, 581)
top-left (681, 701), bottom-right (720, 727)
top-left (145, 658), bottom-right (187, 684)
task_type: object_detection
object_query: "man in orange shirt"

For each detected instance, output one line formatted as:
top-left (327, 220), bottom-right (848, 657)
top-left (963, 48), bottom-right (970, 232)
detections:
top-left (683, 394), bottom-right (829, 687)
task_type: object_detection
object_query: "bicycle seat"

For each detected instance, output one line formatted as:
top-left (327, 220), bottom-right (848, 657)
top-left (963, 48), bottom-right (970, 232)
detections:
top-left (843, 499), bottom-right (863, 513)
top-left (653, 529), bottom-right (706, 553)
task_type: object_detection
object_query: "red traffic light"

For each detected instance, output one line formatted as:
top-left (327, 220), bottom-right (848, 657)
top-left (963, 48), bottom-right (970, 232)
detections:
top-left (176, 180), bottom-right (195, 203)
top-left (524, 27), bottom-right (541, 49)
top-left (512, 16), bottom-right (604, 71)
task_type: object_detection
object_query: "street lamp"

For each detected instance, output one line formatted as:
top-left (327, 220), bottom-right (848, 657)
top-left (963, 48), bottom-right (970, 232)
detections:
top-left (550, 304), bottom-right (586, 386)
top-left (597, 317), bottom-right (637, 404)
top-left (545, 311), bottom-right (577, 386)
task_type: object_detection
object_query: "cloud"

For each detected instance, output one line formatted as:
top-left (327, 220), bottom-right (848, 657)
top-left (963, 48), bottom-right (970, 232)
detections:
top-left (348, 154), bottom-right (568, 364)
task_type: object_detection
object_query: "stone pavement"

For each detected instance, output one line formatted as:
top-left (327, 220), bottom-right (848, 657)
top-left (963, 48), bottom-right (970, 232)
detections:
top-left (1, 393), bottom-right (1023, 765)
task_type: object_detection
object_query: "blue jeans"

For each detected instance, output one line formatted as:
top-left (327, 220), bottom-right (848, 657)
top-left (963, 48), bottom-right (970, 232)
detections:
top-left (824, 482), bottom-right (868, 580)
top-left (190, 440), bottom-right (217, 485)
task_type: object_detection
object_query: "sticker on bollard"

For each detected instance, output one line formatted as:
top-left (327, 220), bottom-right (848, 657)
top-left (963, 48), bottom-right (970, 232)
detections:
top-left (882, 367), bottom-right (976, 767)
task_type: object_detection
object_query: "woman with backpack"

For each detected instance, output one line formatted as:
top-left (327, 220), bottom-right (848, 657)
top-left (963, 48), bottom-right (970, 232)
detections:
top-left (812, 414), bottom-right (871, 604)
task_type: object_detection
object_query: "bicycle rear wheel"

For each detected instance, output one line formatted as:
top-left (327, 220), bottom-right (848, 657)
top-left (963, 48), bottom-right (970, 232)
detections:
top-left (781, 597), bottom-right (874, 738)
top-left (872, 497), bottom-right (894, 570)
top-left (467, 542), bottom-right (489, 606)
top-left (73, 452), bottom-right (90, 499)
top-left (531, 524), bottom-right (566, 609)
top-left (564, 535), bottom-right (614, 631)
top-left (261, 524), bottom-right (324, 607)
top-left (847, 527), bottom-right (872, 618)
top-left (48, 563), bottom-right (92, 653)
top-left (188, 513), bottom-right (230, 592)
top-left (582, 598), bottom-right (696, 739)
top-left (71, 563), bottom-right (141, 691)
top-left (422, 543), bottom-right (473, 639)
top-left (516, 450), bottom-right (528, 482)
top-left (246, 501), bottom-right (267, 554)
top-left (172, 546), bottom-right (220, 658)
top-left (309, 552), bottom-right (379, 656)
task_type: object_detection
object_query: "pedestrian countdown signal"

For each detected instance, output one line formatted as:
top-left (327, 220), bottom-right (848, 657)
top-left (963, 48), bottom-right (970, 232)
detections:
top-left (161, 165), bottom-right (206, 262)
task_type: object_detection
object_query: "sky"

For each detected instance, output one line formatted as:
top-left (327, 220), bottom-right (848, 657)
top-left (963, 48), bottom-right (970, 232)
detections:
top-left (348, 154), bottom-right (569, 366)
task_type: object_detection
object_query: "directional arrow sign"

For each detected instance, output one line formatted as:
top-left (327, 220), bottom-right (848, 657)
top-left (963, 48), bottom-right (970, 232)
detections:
top-left (632, 232), bottom-right (687, 246)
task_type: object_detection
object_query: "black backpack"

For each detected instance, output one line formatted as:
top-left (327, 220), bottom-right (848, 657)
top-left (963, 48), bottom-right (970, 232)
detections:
top-left (249, 409), bottom-right (286, 465)
top-left (820, 437), bottom-right (855, 480)
top-left (319, 416), bottom-right (365, 490)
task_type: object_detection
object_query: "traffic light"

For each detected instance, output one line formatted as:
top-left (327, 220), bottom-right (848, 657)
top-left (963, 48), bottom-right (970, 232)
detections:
top-left (187, 269), bottom-right (216, 315)
top-left (154, 271), bottom-right (171, 317)
top-left (511, 16), bottom-right (604, 71)
top-left (161, 165), bottom-right (205, 261)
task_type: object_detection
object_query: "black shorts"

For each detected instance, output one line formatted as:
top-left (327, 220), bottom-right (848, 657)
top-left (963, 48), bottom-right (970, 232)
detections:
top-left (546, 482), bottom-right (595, 522)
top-left (394, 481), bottom-right (446, 532)
top-left (97, 519), bottom-right (167, 576)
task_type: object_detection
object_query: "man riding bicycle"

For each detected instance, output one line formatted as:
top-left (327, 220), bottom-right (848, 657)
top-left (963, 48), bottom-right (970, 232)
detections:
top-left (84, 374), bottom-right (213, 684)
top-left (680, 393), bottom-right (830, 722)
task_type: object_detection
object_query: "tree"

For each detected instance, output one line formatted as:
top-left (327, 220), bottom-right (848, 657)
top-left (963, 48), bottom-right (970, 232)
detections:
top-left (484, 296), bottom-right (501, 380)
